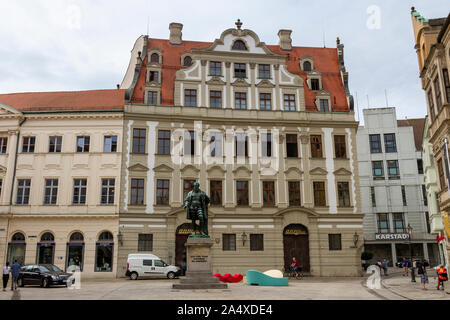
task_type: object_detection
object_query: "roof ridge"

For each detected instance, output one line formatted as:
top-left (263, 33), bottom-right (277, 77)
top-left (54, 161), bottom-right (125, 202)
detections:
top-left (0, 89), bottom-right (124, 96)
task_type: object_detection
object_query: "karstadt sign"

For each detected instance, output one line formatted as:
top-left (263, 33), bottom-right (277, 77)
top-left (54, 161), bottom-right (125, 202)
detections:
top-left (375, 233), bottom-right (410, 240)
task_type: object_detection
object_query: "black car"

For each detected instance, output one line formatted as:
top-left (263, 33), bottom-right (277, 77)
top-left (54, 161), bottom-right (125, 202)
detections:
top-left (18, 264), bottom-right (73, 288)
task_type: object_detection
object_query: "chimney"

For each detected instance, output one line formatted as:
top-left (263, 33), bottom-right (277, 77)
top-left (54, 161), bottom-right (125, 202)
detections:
top-left (169, 22), bottom-right (183, 45)
top-left (278, 29), bottom-right (292, 51)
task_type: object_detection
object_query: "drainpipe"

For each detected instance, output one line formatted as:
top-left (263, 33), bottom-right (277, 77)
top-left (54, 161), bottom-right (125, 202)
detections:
top-left (9, 117), bottom-right (26, 205)
top-left (3, 117), bottom-right (26, 264)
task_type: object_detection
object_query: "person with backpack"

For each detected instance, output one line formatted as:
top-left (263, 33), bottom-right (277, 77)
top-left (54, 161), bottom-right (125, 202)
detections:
top-left (437, 265), bottom-right (448, 290)
top-left (417, 259), bottom-right (428, 290)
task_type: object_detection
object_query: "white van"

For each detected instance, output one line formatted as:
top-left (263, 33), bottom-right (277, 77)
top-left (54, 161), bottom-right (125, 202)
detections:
top-left (125, 254), bottom-right (181, 280)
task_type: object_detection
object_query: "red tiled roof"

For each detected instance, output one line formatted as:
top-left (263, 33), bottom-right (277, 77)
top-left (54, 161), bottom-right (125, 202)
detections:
top-left (131, 39), bottom-right (212, 105)
top-left (267, 45), bottom-right (348, 112)
top-left (397, 118), bottom-right (425, 151)
top-left (0, 89), bottom-right (125, 112)
top-left (131, 38), bottom-right (349, 111)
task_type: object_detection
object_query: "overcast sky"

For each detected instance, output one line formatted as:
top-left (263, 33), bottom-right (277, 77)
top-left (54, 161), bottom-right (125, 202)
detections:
top-left (0, 0), bottom-right (449, 121)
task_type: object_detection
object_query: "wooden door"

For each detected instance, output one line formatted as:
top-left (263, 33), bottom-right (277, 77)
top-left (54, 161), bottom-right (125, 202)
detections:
top-left (283, 224), bottom-right (310, 272)
top-left (175, 234), bottom-right (189, 276)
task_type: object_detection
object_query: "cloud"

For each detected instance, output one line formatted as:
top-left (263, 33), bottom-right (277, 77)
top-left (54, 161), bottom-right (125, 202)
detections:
top-left (0, 0), bottom-right (448, 118)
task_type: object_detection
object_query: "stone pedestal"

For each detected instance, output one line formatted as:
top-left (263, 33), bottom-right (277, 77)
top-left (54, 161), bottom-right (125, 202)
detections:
top-left (172, 237), bottom-right (227, 289)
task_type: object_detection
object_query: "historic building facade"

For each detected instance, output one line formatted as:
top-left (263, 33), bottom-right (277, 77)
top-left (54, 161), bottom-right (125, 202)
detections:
top-left (117, 21), bottom-right (363, 277)
top-left (358, 108), bottom-right (438, 265)
top-left (411, 7), bottom-right (450, 272)
top-left (422, 116), bottom-right (448, 265)
top-left (0, 90), bottom-right (124, 278)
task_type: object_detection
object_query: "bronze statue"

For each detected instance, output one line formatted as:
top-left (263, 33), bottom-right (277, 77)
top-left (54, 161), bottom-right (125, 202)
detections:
top-left (183, 182), bottom-right (210, 237)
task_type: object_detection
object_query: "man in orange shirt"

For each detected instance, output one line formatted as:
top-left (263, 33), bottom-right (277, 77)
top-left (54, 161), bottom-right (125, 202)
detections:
top-left (436, 265), bottom-right (448, 290)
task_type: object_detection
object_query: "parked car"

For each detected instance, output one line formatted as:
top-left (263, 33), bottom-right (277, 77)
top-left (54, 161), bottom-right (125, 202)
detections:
top-left (18, 264), bottom-right (74, 288)
top-left (125, 254), bottom-right (181, 280)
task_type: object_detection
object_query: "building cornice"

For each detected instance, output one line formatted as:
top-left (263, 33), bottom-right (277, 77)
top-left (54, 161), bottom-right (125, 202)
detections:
top-left (124, 104), bottom-right (357, 128)
top-left (22, 111), bottom-right (123, 121)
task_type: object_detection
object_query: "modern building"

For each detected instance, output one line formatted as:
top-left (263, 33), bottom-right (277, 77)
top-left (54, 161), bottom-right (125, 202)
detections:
top-left (117, 20), bottom-right (363, 277)
top-left (411, 7), bottom-right (450, 271)
top-left (358, 108), bottom-right (439, 265)
top-left (0, 89), bottom-right (124, 278)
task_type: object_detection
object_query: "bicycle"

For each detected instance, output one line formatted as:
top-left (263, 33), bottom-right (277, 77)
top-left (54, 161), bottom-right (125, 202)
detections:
top-left (289, 267), bottom-right (303, 279)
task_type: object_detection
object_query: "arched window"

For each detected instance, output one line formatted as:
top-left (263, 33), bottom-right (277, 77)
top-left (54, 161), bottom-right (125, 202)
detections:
top-left (96, 231), bottom-right (114, 272)
top-left (67, 232), bottom-right (84, 272)
top-left (8, 233), bottom-right (26, 265)
top-left (232, 40), bottom-right (247, 51)
top-left (11, 232), bottom-right (25, 241)
top-left (183, 56), bottom-right (192, 66)
top-left (303, 61), bottom-right (311, 72)
top-left (38, 232), bottom-right (55, 264)
top-left (150, 53), bottom-right (159, 63)
top-left (98, 231), bottom-right (113, 241)
top-left (70, 232), bottom-right (84, 242)
top-left (40, 232), bottom-right (54, 242)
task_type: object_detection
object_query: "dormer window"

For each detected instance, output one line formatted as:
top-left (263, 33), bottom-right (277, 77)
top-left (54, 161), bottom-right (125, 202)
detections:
top-left (310, 79), bottom-right (320, 91)
top-left (150, 53), bottom-right (159, 63)
top-left (303, 61), bottom-right (311, 72)
top-left (232, 40), bottom-right (247, 50)
top-left (319, 99), bottom-right (329, 112)
top-left (183, 56), bottom-right (192, 66)
top-left (149, 71), bottom-right (159, 82)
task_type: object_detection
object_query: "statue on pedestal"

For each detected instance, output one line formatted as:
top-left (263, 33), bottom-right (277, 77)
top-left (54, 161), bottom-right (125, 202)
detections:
top-left (183, 182), bottom-right (210, 237)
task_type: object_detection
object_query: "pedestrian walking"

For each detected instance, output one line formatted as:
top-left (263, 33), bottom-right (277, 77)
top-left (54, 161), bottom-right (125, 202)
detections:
top-left (403, 257), bottom-right (409, 276)
top-left (2, 262), bottom-right (10, 292)
top-left (436, 265), bottom-right (448, 291)
top-left (382, 259), bottom-right (389, 276)
top-left (10, 260), bottom-right (21, 291)
top-left (417, 259), bottom-right (428, 290)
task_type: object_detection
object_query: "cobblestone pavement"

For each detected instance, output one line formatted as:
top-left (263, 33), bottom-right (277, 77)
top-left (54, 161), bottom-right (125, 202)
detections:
top-left (379, 271), bottom-right (450, 300)
top-left (0, 269), bottom-right (448, 300)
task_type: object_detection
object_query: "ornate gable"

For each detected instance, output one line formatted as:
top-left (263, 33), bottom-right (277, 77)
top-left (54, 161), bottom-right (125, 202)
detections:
top-left (200, 26), bottom-right (282, 56)
top-left (256, 79), bottom-right (275, 88)
top-left (284, 167), bottom-right (304, 179)
top-left (128, 163), bottom-right (149, 172)
top-left (180, 164), bottom-right (200, 176)
top-left (233, 166), bottom-right (252, 178)
top-left (334, 168), bottom-right (352, 176)
top-left (309, 167), bottom-right (328, 175)
top-left (231, 78), bottom-right (250, 87)
top-left (207, 165), bottom-right (226, 177)
top-left (154, 164), bottom-right (174, 173)
top-left (206, 77), bottom-right (226, 86)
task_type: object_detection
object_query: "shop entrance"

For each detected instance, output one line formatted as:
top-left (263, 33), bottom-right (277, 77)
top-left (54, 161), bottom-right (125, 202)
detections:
top-left (175, 223), bottom-right (199, 276)
top-left (283, 224), bottom-right (310, 273)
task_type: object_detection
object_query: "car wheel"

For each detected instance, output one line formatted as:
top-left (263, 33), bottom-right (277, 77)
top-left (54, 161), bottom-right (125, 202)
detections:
top-left (18, 278), bottom-right (24, 287)
top-left (167, 272), bottom-right (175, 279)
top-left (42, 278), bottom-right (49, 288)
top-left (130, 272), bottom-right (138, 280)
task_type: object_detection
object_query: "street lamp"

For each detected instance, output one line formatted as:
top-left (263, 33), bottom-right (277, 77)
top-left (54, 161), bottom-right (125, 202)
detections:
top-left (241, 232), bottom-right (248, 246)
top-left (407, 224), bottom-right (415, 282)
top-left (353, 232), bottom-right (359, 247)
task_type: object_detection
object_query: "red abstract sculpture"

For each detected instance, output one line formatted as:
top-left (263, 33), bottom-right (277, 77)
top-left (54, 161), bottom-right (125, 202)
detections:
top-left (213, 273), bottom-right (243, 283)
